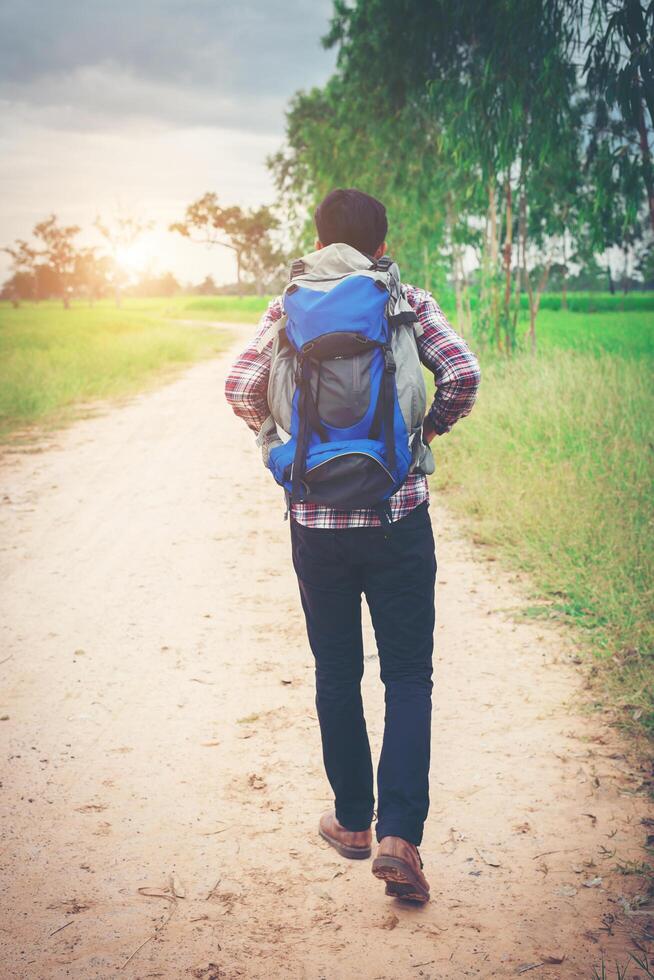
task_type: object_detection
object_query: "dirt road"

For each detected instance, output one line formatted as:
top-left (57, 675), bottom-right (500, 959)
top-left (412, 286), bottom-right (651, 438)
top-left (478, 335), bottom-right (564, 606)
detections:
top-left (1, 337), bottom-right (651, 979)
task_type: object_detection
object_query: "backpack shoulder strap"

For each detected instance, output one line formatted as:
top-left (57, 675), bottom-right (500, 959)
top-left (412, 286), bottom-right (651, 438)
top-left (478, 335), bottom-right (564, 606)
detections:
top-left (376, 258), bottom-right (420, 334)
top-left (255, 314), bottom-right (287, 354)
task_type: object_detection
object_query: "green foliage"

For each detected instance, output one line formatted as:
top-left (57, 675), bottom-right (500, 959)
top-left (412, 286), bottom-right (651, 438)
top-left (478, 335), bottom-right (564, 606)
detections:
top-left (272, 0), bottom-right (653, 351)
top-left (170, 193), bottom-right (285, 293)
top-left (432, 310), bottom-right (654, 737)
top-left (584, 0), bottom-right (654, 234)
top-left (0, 301), bottom-right (229, 437)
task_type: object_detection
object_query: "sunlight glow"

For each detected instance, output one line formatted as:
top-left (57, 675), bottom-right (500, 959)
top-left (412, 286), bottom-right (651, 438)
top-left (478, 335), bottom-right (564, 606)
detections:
top-left (114, 240), bottom-right (151, 275)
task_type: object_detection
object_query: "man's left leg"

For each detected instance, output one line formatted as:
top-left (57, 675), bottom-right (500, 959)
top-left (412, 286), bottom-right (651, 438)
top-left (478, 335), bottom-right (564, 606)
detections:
top-left (362, 502), bottom-right (436, 901)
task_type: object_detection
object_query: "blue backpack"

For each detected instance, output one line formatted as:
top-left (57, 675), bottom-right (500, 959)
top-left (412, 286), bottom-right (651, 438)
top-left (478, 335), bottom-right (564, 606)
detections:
top-left (265, 245), bottom-right (428, 517)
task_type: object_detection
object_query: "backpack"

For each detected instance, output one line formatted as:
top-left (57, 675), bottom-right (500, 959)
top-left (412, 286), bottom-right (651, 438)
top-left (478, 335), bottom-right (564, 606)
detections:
top-left (258, 243), bottom-right (435, 515)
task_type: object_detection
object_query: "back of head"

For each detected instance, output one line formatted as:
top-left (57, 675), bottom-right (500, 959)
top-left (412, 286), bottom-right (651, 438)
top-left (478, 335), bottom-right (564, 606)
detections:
top-left (314, 188), bottom-right (388, 257)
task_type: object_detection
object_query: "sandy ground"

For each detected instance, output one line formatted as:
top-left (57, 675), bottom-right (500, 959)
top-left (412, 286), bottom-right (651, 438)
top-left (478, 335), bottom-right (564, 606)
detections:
top-left (1, 335), bottom-right (652, 980)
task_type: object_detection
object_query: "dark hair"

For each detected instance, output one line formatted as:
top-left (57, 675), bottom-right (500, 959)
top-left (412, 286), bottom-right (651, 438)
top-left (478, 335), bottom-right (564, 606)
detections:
top-left (314, 188), bottom-right (388, 256)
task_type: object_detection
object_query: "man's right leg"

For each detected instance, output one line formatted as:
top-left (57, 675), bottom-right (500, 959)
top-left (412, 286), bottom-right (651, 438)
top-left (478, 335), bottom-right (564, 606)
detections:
top-left (290, 520), bottom-right (374, 833)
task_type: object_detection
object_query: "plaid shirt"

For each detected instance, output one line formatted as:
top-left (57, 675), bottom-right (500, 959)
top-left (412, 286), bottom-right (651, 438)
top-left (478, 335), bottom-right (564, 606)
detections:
top-left (225, 284), bottom-right (480, 528)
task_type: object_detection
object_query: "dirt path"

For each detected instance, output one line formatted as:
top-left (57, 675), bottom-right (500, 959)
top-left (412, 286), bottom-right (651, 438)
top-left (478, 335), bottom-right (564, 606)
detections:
top-left (1, 339), bottom-right (651, 980)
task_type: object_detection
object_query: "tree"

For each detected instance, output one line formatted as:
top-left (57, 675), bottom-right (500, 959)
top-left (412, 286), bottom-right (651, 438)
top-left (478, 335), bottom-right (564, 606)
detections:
top-left (170, 193), bottom-right (284, 296)
top-left (32, 216), bottom-right (82, 309)
top-left (274, 0), bottom-right (581, 351)
top-left (129, 270), bottom-right (180, 298)
top-left (583, 0), bottom-right (654, 232)
top-left (194, 275), bottom-right (219, 295)
top-left (633, 233), bottom-right (654, 284)
top-left (1, 239), bottom-right (36, 307)
top-left (72, 248), bottom-right (112, 305)
top-left (94, 212), bottom-right (153, 307)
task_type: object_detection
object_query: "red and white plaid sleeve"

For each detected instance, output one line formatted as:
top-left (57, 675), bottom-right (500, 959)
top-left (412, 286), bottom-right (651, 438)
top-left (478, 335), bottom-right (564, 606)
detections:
top-left (224, 297), bottom-right (283, 433)
top-left (405, 285), bottom-right (481, 435)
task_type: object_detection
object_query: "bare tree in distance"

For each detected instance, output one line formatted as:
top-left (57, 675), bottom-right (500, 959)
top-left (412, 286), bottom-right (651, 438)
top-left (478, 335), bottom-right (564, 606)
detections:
top-left (171, 193), bottom-right (285, 296)
top-left (94, 211), bottom-right (153, 307)
top-left (73, 248), bottom-right (113, 306)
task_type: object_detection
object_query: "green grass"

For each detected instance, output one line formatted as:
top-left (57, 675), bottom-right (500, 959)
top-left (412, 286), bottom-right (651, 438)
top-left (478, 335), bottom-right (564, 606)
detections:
top-left (126, 294), bottom-right (271, 323)
top-left (431, 308), bottom-right (654, 738)
top-left (0, 301), bottom-right (232, 438)
top-left (526, 290), bottom-right (654, 313)
top-left (176, 295), bottom-right (271, 322)
top-left (520, 309), bottom-right (654, 358)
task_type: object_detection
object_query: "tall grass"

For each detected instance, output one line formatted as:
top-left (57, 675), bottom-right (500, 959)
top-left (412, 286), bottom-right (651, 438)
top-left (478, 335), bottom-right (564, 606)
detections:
top-left (432, 348), bottom-right (654, 736)
top-left (0, 303), bottom-right (230, 437)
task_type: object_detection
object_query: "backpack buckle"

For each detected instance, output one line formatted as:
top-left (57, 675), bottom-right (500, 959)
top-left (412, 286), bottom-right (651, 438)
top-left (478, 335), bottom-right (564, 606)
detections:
top-left (383, 346), bottom-right (396, 373)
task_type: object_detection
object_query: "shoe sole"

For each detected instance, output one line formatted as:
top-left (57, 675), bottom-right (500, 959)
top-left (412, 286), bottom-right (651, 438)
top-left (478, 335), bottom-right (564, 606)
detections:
top-left (318, 827), bottom-right (371, 860)
top-left (371, 855), bottom-right (430, 903)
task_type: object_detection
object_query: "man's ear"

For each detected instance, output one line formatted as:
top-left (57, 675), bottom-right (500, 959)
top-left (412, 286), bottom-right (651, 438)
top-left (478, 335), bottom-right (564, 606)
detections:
top-left (373, 241), bottom-right (388, 260)
top-left (315, 239), bottom-right (324, 251)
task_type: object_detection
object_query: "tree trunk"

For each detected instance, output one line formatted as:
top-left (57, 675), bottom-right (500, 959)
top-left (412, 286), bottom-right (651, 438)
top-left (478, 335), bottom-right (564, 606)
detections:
top-left (637, 97), bottom-right (654, 233)
top-left (236, 252), bottom-right (243, 300)
top-left (463, 278), bottom-right (472, 337)
top-left (525, 260), bottom-right (552, 354)
top-left (517, 187), bottom-right (527, 345)
top-left (622, 244), bottom-right (630, 296)
top-left (607, 262), bottom-right (614, 294)
top-left (502, 178), bottom-right (513, 352)
top-left (423, 241), bottom-right (432, 293)
top-left (489, 180), bottom-right (498, 267)
top-left (502, 178), bottom-right (513, 316)
top-left (520, 186), bottom-right (540, 353)
top-left (453, 249), bottom-right (464, 335)
top-left (528, 306), bottom-right (537, 354)
top-left (447, 200), bottom-right (465, 337)
top-left (561, 232), bottom-right (568, 310)
top-left (488, 178), bottom-right (501, 351)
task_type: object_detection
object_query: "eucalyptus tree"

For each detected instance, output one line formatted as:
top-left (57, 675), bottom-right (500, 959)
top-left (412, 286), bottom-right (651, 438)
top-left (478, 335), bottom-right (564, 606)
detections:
top-left (272, 80), bottom-right (460, 311)
top-left (275, 0), bottom-right (581, 351)
top-left (583, 0), bottom-right (654, 232)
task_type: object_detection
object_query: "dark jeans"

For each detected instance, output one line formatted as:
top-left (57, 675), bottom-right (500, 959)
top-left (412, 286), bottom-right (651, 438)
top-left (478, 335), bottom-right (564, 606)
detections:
top-left (290, 501), bottom-right (436, 845)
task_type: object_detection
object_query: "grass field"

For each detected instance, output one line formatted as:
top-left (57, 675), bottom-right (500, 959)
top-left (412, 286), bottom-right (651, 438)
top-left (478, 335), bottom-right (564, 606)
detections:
top-left (132, 295), bottom-right (272, 323)
top-left (431, 303), bottom-right (654, 740)
top-left (0, 301), bottom-right (231, 438)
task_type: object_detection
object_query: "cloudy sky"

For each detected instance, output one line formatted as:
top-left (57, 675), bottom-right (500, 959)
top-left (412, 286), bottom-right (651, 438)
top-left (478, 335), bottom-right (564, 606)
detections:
top-left (0, 0), bottom-right (336, 284)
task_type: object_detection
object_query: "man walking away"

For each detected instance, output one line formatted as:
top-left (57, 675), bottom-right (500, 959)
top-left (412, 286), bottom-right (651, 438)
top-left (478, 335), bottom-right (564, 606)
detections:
top-left (225, 188), bottom-right (480, 903)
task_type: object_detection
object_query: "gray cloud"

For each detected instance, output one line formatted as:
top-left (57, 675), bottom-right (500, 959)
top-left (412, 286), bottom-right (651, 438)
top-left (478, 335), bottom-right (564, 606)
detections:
top-left (0, 0), bottom-right (336, 132)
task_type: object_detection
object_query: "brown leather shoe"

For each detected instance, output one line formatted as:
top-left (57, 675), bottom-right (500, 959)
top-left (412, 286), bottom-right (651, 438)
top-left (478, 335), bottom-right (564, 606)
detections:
top-left (372, 836), bottom-right (430, 903)
top-left (318, 810), bottom-right (372, 860)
